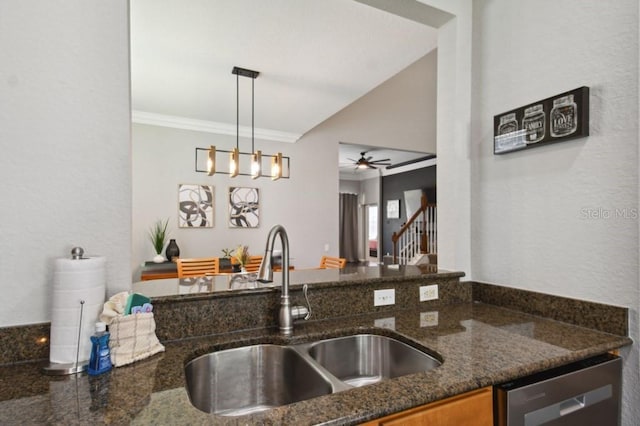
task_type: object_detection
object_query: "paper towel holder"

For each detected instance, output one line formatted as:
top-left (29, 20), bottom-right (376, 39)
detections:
top-left (43, 299), bottom-right (89, 375)
top-left (43, 247), bottom-right (90, 375)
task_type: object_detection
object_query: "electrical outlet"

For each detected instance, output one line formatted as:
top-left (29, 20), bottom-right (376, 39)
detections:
top-left (374, 317), bottom-right (396, 330)
top-left (374, 289), bottom-right (395, 306)
top-left (419, 284), bottom-right (438, 302)
top-left (420, 311), bottom-right (439, 327)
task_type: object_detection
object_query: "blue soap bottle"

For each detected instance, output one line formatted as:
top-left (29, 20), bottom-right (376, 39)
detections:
top-left (88, 322), bottom-right (112, 375)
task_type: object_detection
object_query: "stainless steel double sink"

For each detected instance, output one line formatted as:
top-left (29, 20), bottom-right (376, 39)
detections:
top-left (184, 333), bottom-right (442, 416)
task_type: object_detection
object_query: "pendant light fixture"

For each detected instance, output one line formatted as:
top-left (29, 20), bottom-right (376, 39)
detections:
top-left (199, 66), bottom-right (288, 179)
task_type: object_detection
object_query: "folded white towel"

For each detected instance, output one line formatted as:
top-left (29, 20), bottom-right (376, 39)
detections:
top-left (108, 312), bottom-right (165, 367)
top-left (99, 291), bottom-right (129, 324)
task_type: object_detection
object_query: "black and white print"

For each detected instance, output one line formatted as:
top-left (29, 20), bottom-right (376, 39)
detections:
top-left (178, 184), bottom-right (214, 228)
top-left (228, 187), bottom-right (259, 228)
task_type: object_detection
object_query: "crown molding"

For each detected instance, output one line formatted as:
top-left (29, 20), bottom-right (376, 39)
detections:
top-left (131, 110), bottom-right (301, 144)
top-left (381, 157), bottom-right (437, 176)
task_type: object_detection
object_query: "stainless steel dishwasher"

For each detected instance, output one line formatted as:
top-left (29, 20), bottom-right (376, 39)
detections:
top-left (495, 353), bottom-right (621, 426)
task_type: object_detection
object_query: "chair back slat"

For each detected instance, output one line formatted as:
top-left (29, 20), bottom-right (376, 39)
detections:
top-left (319, 256), bottom-right (347, 269)
top-left (176, 257), bottom-right (219, 277)
top-left (244, 255), bottom-right (263, 273)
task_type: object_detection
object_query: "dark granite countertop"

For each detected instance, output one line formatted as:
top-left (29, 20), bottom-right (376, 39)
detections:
top-left (132, 264), bottom-right (449, 300)
top-left (0, 300), bottom-right (631, 425)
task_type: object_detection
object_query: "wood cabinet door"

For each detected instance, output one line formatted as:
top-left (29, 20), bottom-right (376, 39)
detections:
top-left (362, 387), bottom-right (493, 426)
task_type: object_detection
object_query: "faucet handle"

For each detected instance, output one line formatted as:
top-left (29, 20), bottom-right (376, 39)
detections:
top-left (291, 284), bottom-right (312, 321)
top-left (302, 284), bottom-right (312, 320)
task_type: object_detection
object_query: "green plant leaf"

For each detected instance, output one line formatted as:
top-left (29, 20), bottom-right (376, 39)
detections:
top-left (149, 218), bottom-right (170, 254)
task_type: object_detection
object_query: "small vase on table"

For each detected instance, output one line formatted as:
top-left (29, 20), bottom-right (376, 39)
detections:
top-left (165, 239), bottom-right (180, 262)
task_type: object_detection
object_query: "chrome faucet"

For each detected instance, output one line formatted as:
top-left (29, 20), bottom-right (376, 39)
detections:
top-left (257, 225), bottom-right (310, 335)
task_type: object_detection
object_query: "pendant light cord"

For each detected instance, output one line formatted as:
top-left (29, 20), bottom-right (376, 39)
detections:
top-left (236, 72), bottom-right (239, 151)
top-left (252, 77), bottom-right (255, 153)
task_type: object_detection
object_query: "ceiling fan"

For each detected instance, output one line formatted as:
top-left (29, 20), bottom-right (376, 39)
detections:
top-left (348, 151), bottom-right (391, 170)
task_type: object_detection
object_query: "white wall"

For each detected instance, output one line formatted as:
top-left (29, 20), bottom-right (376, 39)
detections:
top-left (339, 179), bottom-right (361, 194)
top-left (361, 177), bottom-right (381, 208)
top-left (325, 50), bottom-right (438, 154)
top-left (0, 1), bottom-right (131, 327)
top-left (428, 0), bottom-right (473, 274)
top-left (469, 0), bottom-right (639, 424)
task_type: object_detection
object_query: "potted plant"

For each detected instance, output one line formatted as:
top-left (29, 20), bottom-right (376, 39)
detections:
top-left (233, 245), bottom-right (250, 272)
top-left (149, 218), bottom-right (170, 263)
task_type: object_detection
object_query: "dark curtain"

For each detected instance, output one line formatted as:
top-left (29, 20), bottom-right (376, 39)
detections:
top-left (339, 193), bottom-right (359, 262)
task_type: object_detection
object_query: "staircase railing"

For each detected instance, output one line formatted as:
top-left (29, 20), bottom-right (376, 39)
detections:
top-left (391, 195), bottom-right (437, 264)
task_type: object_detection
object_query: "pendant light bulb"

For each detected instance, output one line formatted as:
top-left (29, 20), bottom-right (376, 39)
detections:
top-left (251, 150), bottom-right (262, 179)
top-left (271, 152), bottom-right (283, 181)
top-left (207, 146), bottom-right (216, 176)
top-left (229, 148), bottom-right (239, 177)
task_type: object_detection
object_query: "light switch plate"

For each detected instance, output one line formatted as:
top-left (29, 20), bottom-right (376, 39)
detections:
top-left (374, 289), bottom-right (395, 306)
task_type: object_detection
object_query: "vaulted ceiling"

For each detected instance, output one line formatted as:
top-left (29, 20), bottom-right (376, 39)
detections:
top-left (130, 1), bottom-right (438, 176)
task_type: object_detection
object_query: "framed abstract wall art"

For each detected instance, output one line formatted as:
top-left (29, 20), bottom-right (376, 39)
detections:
top-left (178, 184), bottom-right (214, 228)
top-left (228, 187), bottom-right (260, 228)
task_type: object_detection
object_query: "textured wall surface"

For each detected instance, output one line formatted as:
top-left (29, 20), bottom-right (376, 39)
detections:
top-left (319, 49), bottom-right (438, 155)
top-left (469, 0), bottom-right (639, 424)
top-left (433, 0), bottom-right (473, 274)
top-left (0, 1), bottom-right (131, 326)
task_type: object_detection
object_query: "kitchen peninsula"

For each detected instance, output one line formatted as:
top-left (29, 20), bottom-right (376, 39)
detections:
top-left (0, 266), bottom-right (631, 425)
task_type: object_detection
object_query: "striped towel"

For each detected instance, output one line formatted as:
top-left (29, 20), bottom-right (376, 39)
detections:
top-left (108, 312), bottom-right (164, 367)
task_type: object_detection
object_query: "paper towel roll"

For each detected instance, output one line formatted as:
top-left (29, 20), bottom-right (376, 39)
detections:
top-left (50, 256), bottom-right (106, 365)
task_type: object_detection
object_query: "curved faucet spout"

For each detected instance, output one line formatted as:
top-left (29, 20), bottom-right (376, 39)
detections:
top-left (257, 225), bottom-right (306, 335)
top-left (257, 225), bottom-right (289, 291)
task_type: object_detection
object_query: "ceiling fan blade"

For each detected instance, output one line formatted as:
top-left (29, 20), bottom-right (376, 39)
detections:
top-left (347, 158), bottom-right (358, 162)
top-left (365, 156), bottom-right (373, 161)
top-left (367, 164), bottom-right (377, 169)
top-left (371, 158), bottom-right (390, 163)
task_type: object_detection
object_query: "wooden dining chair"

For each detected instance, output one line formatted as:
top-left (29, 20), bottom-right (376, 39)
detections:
top-left (243, 255), bottom-right (264, 273)
top-left (319, 256), bottom-right (347, 269)
top-left (176, 257), bottom-right (219, 278)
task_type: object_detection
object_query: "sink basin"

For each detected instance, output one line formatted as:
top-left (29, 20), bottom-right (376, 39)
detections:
top-left (184, 334), bottom-right (442, 416)
top-left (184, 344), bottom-right (333, 416)
top-left (307, 334), bottom-right (441, 387)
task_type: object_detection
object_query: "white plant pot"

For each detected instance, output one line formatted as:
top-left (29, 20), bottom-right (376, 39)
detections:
top-left (153, 254), bottom-right (166, 263)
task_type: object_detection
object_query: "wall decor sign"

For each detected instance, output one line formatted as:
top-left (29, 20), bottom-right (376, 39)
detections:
top-left (178, 184), bottom-right (214, 228)
top-left (386, 199), bottom-right (400, 219)
top-left (228, 187), bottom-right (260, 228)
top-left (493, 86), bottom-right (589, 155)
